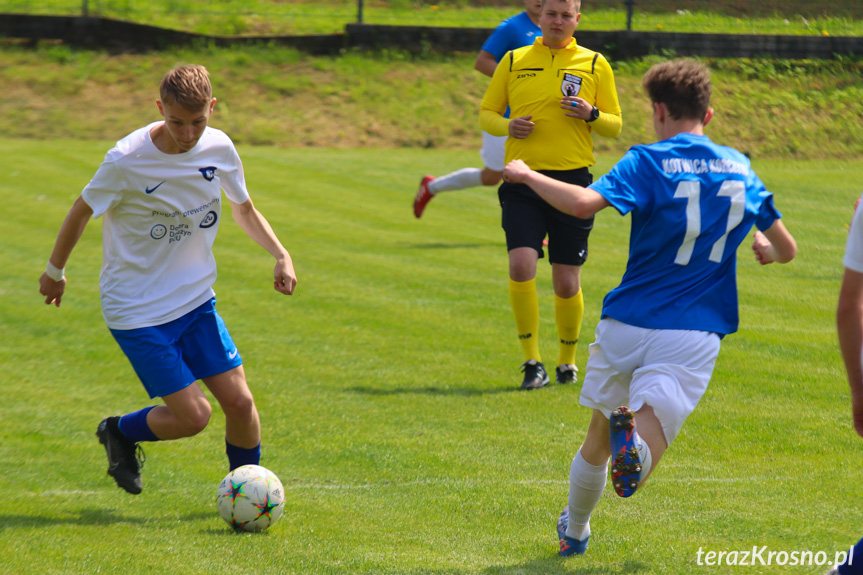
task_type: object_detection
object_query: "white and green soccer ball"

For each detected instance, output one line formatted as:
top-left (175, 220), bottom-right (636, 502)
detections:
top-left (216, 464), bottom-right (285, 532)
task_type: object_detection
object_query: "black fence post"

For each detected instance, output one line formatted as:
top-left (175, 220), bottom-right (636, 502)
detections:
top-left (358, 0), bottom-right (364, 24)
top-left (625, 0), bottom-right (634, 31)
top-left (82, 0), bottom-right (89, 17)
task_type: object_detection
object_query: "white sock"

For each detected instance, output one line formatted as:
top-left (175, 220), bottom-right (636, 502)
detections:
top-left (637, 435), bottom-right (653, 477)
top-left (567, 448), bottom-right (608, 541)
top-left (428, 168), bottom-right (483, 194)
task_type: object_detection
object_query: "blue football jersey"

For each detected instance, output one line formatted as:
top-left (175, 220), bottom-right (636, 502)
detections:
top-left (589, 133), bottom-right (782, 335)
top-left (481, 11), bottom-right (540, 120)
top-left (481, 11), bottom-right (541, 61)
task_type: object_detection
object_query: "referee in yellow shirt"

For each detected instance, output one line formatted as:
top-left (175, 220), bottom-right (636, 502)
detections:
top-left (480, 0), bottom-right (622, 390)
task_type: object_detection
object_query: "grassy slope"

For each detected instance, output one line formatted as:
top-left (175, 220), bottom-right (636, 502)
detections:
top-left (1, 0), bottom-right (861, 35)
top-left (1, 45), bottom-right (862, 159)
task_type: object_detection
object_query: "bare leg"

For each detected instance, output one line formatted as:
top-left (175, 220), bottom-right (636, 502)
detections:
top-left (203, 365), bottom-right (260, 449)
top-left (480, 167), bottom-right (502, 186)
top-left (633, 404), bottom-right (668, 484)
top-left (146, 383), bottom-right (212, 440)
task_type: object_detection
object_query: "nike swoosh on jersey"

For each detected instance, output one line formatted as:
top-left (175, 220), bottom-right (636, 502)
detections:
top-left (228, 349), bottom-right (238, 359)
top-left (145, 181), bottom-right (166, 194)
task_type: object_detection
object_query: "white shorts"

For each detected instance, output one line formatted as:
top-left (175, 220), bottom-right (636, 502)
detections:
top-left (579, 318), bottom-right (721, 446)
top-left (480, 131), bottom-right (507, 172)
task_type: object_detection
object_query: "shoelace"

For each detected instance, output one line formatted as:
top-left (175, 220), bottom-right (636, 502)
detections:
top-left (130, 443), bottom-right (147, 471)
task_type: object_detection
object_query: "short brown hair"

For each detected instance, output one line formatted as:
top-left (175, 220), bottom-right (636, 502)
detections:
top-left (642, 60), bottom-right (711, 121)
top-left (160, 65), bottom-right (212, 110)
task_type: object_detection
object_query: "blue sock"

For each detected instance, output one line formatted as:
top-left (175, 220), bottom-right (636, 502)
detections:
top-left (118, 406), bottom-right (160, 442)
top-left (838, 536), bottom-right (863, 574)
top-left (226, 440), bottom-right (261, 471)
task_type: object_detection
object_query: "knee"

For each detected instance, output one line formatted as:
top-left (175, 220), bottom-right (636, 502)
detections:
top-left (509, 250), bottom-right (538, 282)
top-left (553, 278), bottom-right (580, 298)
top-left (552, 267), bottom-right (581, 298)
top-left (181, 399), bottom-right (212, 437)
top-left (221, 389), bottom-right (256, 420)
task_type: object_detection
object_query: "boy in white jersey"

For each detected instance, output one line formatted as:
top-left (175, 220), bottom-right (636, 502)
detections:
top-left (503, 59), bottom-right (797, 555)
top-left (832, 198), bottom-right (863, 575)
top-left (38, 65), bottom-right (297, 495)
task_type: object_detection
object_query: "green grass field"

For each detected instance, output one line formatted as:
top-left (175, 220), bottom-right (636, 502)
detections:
top-left (0, 137), bottom-right (860, 574)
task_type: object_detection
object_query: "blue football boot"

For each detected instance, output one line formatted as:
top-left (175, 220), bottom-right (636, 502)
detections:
top-left (556, 507), bottom-right (590, 556)
top-left (610, 406), bottom-right (643, 498)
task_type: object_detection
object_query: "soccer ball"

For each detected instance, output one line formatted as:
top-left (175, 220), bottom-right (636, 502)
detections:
top-left (216, 464), bottom-right (285, 532)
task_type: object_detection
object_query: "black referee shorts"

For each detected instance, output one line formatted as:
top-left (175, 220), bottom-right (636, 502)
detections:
top-left (498, 167), bottom-right (594, 266)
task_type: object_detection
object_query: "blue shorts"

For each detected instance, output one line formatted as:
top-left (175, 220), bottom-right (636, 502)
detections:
top-left (110, 298), bottom-right (242, 399)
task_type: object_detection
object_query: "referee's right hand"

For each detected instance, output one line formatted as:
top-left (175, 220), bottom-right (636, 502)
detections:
top-left (508, 115), bottom-right (535, 139)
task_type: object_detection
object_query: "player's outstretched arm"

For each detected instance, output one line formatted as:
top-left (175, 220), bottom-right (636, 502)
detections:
top-left (230, 197), bottom-right (297, 295)
top-left (752, 220), bottom-right (797, 265)
top-left (502, 159), bottom-right (610, 219)
top-left (837, 267), bottom-right (863, 438)
top-left (39, 195), bottom-right (93, 307)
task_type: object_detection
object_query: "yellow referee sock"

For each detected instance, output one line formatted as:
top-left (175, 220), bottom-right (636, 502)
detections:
top-left (509, 278), bottom-right (541, 362)
top-left (556, 290), bottom-right (583, 366)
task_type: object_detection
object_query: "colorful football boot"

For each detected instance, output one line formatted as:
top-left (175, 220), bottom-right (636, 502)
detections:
top-left (610, 406), bottom-right (643, 498)
top-left (556, 507), bottom-right (590, 556)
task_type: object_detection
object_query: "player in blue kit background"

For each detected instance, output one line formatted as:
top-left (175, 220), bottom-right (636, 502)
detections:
top-left (38, 64), bottom-right (297, 495)
top-left (502, 59), bottom-right (797, 555)
top-left (413, 0), bottom-right (541, 218)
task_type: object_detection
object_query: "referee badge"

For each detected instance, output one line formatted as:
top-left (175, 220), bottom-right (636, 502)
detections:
top-left (561, 73), bottom-right (582, 97)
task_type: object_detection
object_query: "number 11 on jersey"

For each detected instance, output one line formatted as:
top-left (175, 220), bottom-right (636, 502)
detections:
top-left (673, 179), bottom-right (746, 266)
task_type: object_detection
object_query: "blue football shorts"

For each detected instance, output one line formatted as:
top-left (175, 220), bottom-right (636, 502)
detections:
top-left (109, 298), bottom-right (243, 399)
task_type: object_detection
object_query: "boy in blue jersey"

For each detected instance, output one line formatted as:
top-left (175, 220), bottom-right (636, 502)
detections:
top-left (414, 0), bottom-right (541, 218)
top-left (503, 59), bottom-right (797, 556)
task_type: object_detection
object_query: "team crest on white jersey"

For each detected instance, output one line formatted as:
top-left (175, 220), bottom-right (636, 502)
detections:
top-left (561, 73), bottom-right (582, 97)
top-left (199, 166), bottom-right (217, 181)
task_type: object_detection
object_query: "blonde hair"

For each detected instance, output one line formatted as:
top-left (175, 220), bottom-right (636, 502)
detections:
top-left (160, 65), bottom-right (212, 110)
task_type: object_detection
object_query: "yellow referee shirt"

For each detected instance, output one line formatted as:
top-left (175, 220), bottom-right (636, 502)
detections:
top-left (480, 36), bottom-right (622, 171)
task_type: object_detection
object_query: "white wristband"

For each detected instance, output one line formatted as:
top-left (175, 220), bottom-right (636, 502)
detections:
top-left (46, 261), bottom-right (65, 282)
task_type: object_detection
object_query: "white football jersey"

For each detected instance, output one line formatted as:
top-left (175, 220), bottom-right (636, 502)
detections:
top-left (82, 122), bottom-right (250, 329)
top-left (845, 193), bottom-right (863, 274)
